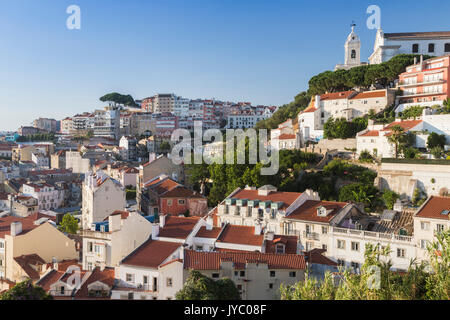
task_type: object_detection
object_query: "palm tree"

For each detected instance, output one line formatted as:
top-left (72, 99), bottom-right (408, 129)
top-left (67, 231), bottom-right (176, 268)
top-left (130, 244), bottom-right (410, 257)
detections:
top-left (387, 125), bottom-right (405, 158)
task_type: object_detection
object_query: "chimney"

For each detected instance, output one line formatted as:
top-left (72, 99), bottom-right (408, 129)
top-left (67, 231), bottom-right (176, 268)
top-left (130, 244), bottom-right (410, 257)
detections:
top-left (100, 262), bottom-right (106, 271)
top-left (159, 214), bottom-right (166, 228)
top-left (151, 223), bottom-right (160, 240)
top-left (206, 216), bottom-right (213, 230)
top-left (414, 57), bottom-right (417, 65)
top-left (254, 221), bottom-right (262, 235)
top-left (52, 257), bottom-right (58, 270)
top-left (314, 95), bottom-right (321, 109)
top-left (10, 222), bottom-right (22, 236)
top-left (108, 213), bottom-right (122, 232)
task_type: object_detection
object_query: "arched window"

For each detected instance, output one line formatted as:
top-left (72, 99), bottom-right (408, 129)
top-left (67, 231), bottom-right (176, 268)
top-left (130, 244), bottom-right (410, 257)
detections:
top-left (445, 43), bottom-right (450, 52)
top-left (429, 43), bottom-right (435, 53)
top-left (412, 43), bottom-right (419, 53)
top-left (351, 50), bottom-right (356, 59)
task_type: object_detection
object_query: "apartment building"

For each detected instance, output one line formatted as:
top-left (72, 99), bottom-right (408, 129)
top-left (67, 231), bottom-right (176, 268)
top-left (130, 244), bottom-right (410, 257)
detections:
top-left (50, 150), bottom-right (66, 169)
top-left (153, 94), bottom-right (176, 114)
top-left (111, 241), bottom-right (306, 300)
top-left (33, 118), bottom-right (57, 133)
top-left (81, 171), bottom-right (126, 229)
top-left (7, 195), bottom-right (39, 217)
top-left (413, 196), bottom-right (450, 261)
top-left (141, 175), bottom-right (207, 217)
top-left (22, 182), bottom-right (65, 211)
top-left (136, 155), bottom-right (184, 213)
top-left (80, 211), bottom-right (152, 270)
top-left (119, 136), bottom-right (137, 161)
top-left (396, 55), bottom-right (450, 112)
top-left (93, 106), bottom-right (120, 139)
top-left (0, 213), bottom-right (78, 281)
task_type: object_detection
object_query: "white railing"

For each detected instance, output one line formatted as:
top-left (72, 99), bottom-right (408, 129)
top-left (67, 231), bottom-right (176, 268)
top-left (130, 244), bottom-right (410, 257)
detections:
top-left (331, 227), bottom-right (413, 243)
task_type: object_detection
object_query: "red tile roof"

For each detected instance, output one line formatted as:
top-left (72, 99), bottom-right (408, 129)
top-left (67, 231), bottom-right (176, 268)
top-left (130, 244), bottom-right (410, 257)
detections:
top-left (0, 213), bottom-right (55, 238)
top-left (265, 235), bottom-right (298, 254)
top-left (415, 196), bottom-right (450, 220)
top-left (13, 254), bottom-right (46, 280)
top-left (286, 200), bottom-right (348, 223)
top-left (195, 226), bottom-right (223, 239)
top-left (216, 225), bottom-right (263, 246)
top-left (161, 186), bottom-right (204, 199)
top-left (103, 210), bottom-right (130, 221)
top-left (74, 267), bottom-right (115, 299)
top-left (159, 215), bottom-right (201, 239)
top-left (230, 189), bottom-right (302, 210)
top-left (383, 120), bottom-right (422, 132)
top-left (350, 91), bottom-right (386, 99)
top-left (121, 240), bottom-right (181, 268)
top-left (320, 91), bottom-right (355, 101)
top-left (184, 250), bottom-right (306, 270)
top-left (305, 249), bottom-right (338, 266)
top-left (359, 130), bottom-right (380, 137)
top-left (278, 134), bottom-right (296, 140)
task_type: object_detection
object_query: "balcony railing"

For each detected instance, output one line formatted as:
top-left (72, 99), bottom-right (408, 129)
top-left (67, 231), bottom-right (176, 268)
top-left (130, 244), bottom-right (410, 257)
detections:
top-left (331, 227), bottom-right (413, 243)
top-left (303, 231), bottom-right (319, 241)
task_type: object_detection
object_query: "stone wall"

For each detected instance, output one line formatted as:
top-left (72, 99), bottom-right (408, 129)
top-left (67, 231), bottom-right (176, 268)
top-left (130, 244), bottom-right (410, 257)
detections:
top-left (317, 138), bottom-right (357, 152)
top-left (377, 161), bottom-right (450, 199)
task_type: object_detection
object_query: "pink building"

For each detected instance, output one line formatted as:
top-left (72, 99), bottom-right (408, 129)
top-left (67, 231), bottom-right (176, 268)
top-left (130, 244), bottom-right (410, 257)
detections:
top-left (397, 55), bottom-right (450, 112)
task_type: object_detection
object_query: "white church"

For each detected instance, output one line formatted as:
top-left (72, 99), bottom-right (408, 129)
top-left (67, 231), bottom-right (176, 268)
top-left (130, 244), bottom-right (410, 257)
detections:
top-left (335, 24), bottom-right (450, 70)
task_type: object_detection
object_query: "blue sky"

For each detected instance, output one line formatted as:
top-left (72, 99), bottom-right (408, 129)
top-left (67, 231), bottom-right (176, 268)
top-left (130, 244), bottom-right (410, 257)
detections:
top-left (1, 0), bottom-right (450, 131)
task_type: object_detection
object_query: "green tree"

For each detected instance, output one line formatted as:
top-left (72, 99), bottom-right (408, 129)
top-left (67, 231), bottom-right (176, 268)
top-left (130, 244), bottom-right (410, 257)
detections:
top-left (427, 132), bottom-right (446, 149)
top-left (382, 190), bottom-right (400, 210)
top-left (175, 270), bottom-right (240, 300)
top-left (1, 279), bottom-right (53, 300)
top-left (387, 125), bottom-right (405, 158)
top-left (430, 146), bottom-right (444, 159)
top-left (58, 213), bottom-right (79, 234)
top-left (100, 92), bottom-right (137, 107)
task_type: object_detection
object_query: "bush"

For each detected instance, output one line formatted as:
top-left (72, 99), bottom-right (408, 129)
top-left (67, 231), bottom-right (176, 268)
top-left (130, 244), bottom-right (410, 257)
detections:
top-left (359, 150), bottom-right (373, 163)
top-left (382, 190), bottom-right (400, 210)
top-left (427, 132), bottom-right (446, 149)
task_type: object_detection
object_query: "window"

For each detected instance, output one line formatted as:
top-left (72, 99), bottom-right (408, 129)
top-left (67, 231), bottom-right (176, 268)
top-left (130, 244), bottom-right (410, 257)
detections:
top-left (60, 286), bottom-right (65, 294)
top-left (88, 242), bottom-right (93, 252)
top-left (337, 240), bottom-right (346, 249)
top-left (237, 284), bottom-right (242, 291)
top-left (196, 245), bottom-right (203, 251)
top-left (421, 222), bottom-right (430, 231)
top-left (351, 50), bottom-right (356, 59)
top-left (87, 262), bottom-right (93, 271)
top-left (269, 283), bottom-right (273, 289)
top-left (337, 259), bottom-right (345, 266)
top-left (240, 271), bottom-right (245, 277)
top-left (126, 273), bottom-right (134, 282)
top-left (276, 244), bottom-right (285, 254)
top-left (322, 244), bottom-right (327, 251)
top-left (0, 242), bottom-right (4, 249)
top-left (351, 242), bottom-right (360, 252)
top-left (420, 240), bottom-right (430, 249)
top-left (167, 199), bottom-right (172, 206)
top-left (397, 248), bottom-right (406, 258)
top-left (178, 199), bottom-right (185, 205)
top-left (321, 226), bottom-right (328, 234)
top-left (289, 271), bottom-right (296, 277)
top-left (445, 43), bottom-right (450, 52)
top-left (436, 224), bottom-right (445, 233)
top-left (428, 43), bottom-right (435, 53)
top-left (351, 262), bottom-right (360, 271)
top-left (412, 43), bottom-right (419, 53)
top-left (269, 271), bottom-right (276, 277)
top-left (212, 273), bottom-right (220, 279)
top-left (166, 278), bottom-right (173, 287)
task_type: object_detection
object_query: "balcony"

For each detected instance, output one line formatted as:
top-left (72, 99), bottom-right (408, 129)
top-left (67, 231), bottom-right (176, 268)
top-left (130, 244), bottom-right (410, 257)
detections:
top-left (303, 231), bottom-right (319, 241)
top-left (399, 79), bottom-right (445, 87)
top-left (331, 227), bottom-right (413, 243)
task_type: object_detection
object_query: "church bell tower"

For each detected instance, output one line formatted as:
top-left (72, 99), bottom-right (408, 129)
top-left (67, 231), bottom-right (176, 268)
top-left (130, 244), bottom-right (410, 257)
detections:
top-left (344, 23), bottom-right (361, 67)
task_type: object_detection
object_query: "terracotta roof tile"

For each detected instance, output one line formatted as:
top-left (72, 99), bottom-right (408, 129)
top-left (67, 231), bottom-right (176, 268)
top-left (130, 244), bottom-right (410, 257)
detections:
top-left (159, 215), bottom-right (201, 239)
top-left (195, 226), bottom-right (222, 239)
top-left (229, 189), bottom-right (302, 210)
top-left (320, 91), bottom-right (355, 101)
top-left (360, 130), bottom-right (380, 137)
top-left (121, 239), bottom-right (181, 268)
top-left (415, 196), bottom-right (450, 220)
top-left (350, 91), bottom-right (386, 100)
top-left (184, 250), bottom-right (306, 270)
top-left (0, 213), bottom-right (55, 238)
top-left (287, 200), bottom-right (348, 223)
top-left (265, 235), bottom-right (298, 254)
top-left (278, 134), bottom-right (296, 140)
top-left (216, 225), bottom-right (263, 246)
